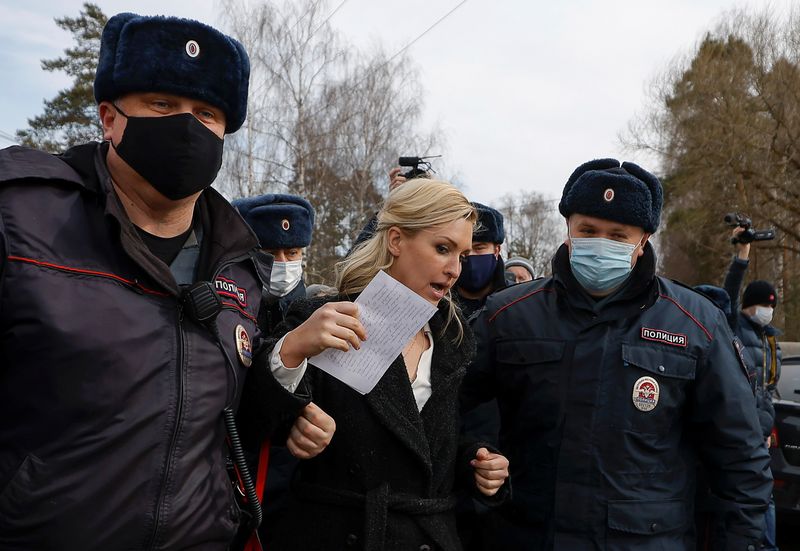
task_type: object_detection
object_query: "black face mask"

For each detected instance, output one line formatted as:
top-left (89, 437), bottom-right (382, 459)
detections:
top-left (457, 253), bottom-right (498, 293)
top-left (111, 105), bottom-right (224, 200)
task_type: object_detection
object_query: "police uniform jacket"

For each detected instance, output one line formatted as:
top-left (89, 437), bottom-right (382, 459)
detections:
top-left (269, 296), bottom-right (507, 551)
top-left (0, 143), bottom-right (306, 550)
top-left (461, 243), bottom-right (772, 551)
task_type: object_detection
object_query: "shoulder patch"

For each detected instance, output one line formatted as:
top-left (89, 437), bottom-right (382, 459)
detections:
top-left (215, 276), bottom-right (248, 308)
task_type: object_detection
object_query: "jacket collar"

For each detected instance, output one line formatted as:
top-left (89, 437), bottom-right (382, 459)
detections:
top-left (58, 142), bottom-right (104, 193)
top-left (60, 141), bottom-right (261, 293)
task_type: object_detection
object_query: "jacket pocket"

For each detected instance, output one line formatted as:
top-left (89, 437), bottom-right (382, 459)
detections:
top-left (494, 339), bottom-right (566, 431)
top-left (611, 343), bottom-right (697, 434)
top-left (622, 344), bottom-right (696, 380)
top-left (607, 498), bottom-right (689, 535)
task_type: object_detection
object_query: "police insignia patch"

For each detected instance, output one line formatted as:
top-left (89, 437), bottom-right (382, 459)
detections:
top-left (632, 376), bottom-right (659, 412)
top-left (641, 327), bottom-right (687, 348)
top-left (215, 276), bottom-right (248, 308)
top-left (235, 324), bottom-right (252, 367)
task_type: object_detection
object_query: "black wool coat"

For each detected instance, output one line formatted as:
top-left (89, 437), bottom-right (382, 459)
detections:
top-left (268, 296), bottom-right (505, 551)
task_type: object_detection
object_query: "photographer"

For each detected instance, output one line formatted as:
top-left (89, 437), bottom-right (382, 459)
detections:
top-left (723, 225), bottom-right (782, 551)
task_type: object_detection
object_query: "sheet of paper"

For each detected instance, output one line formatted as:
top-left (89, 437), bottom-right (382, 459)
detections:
top-left (309, 270), bottom-right (438, 394)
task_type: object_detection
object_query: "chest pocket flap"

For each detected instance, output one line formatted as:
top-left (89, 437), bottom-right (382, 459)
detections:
top-left (495, 339), bottom-right (565, 365)
top-left (622, 343), bottom-right (697, 380)
top-left (608, 498), bottom-right (689, 535)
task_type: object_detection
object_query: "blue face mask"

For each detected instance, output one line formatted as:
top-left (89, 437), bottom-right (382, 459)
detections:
top-left (458, 253), bottom-right (498, 292)
top-left (569, 236), bottom-right (642, 294)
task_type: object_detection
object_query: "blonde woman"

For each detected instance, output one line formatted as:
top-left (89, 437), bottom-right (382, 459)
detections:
top-left (269, 180), bottom-right (510, 551)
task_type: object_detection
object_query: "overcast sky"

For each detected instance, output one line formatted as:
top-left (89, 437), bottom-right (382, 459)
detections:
top-left (0, 0), bottom-right (795, 207)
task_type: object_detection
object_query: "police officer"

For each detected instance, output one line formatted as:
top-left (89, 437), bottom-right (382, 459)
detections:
top-left (234, 193), bottom-right (316, 332)
top-left (454, 203), bottom-right (507, 319)
top-left (234, 193), bottom-right (316, 547)
top-left (461, 158), bottom-right (772, 550)
top-left (0, 13), bottom-right (332, 550)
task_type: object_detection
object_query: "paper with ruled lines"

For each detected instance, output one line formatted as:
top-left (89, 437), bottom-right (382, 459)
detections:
top-left (309, 270), bottom-right (437, 394)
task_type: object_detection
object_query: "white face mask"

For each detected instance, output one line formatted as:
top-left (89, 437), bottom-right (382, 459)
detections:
top-left (751, 305), bottom-right (774, 327)
top-left (268, 260), bottom-right (303, 297)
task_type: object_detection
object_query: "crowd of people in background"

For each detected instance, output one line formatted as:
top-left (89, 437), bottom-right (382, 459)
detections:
top-left (0, 10), bottom-right (783, 551)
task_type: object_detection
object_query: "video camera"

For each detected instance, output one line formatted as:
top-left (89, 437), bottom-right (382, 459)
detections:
top-left (724, 212), bottom-right (776, 244)
top-left (398, 155), bottom-right (441, 179)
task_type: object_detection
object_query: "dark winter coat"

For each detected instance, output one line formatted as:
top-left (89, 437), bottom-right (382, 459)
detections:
top-left (454, 256), bottom-right (507, 550)
top-left (0, 143), bottom-right (307, 550)
top-left (455, 255), bottom-right (507, 447)
top-left (723, 256), bottom-right (781, 439)
top-left (461, 243), bottom-right (772, 551)
top-left (269, 295), bottom-right (506, 551)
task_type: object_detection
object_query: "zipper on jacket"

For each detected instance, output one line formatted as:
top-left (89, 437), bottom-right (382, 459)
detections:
top-left (146, 304), bottom-right (187, 550)
top-left (143, 255), bottom-right (255, 548)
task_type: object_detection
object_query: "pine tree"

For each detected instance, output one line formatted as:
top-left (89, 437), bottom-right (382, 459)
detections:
top-left (16, 3), bottom-right (107, 153)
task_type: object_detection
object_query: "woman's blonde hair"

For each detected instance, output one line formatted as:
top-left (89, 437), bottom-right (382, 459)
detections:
top-left (335, 179), bottom-right (477, 341)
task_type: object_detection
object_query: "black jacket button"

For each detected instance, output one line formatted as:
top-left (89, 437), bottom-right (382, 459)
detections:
top-left (419, 545), bottom-right (431, 551)
top-left (346, 533), bottom-right (358, 546)
top-left (650, 522), bottom-right (658, 532)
